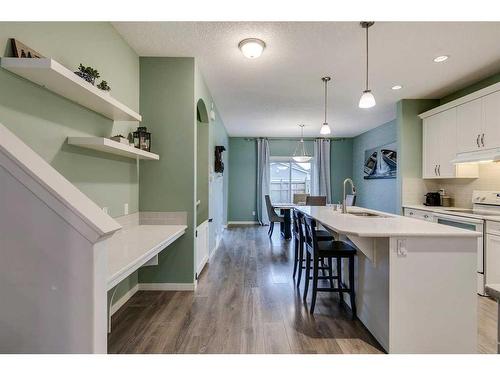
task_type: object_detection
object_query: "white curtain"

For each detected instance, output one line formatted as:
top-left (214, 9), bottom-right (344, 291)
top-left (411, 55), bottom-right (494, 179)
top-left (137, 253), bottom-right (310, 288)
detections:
top-left (256, 138), bottom-right (270, 225)
top-left (313, 139), bottom-right (332, 203)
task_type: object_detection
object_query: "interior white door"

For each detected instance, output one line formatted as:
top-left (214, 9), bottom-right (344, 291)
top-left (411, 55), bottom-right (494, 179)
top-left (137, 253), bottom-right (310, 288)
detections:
top-left (422, 115), bottom-right (439, 178)
top-left (482, 90), bottom-right (500, 150)
top-left (437, 108), bottom-right (457, 178)
top-left (195, 220), bottom-right (209, 277)
top-left (457, 98), bottom-right (482, 153)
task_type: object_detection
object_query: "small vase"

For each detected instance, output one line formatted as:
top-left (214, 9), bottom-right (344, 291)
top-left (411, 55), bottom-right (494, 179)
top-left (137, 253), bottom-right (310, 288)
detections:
top-left (74, 71), bottom-right (96, 85)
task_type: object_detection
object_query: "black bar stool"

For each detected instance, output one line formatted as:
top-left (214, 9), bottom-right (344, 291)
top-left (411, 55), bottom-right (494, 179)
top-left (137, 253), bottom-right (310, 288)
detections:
top-left (292, 209), bottom-right (334, 288)
top-left (302, 215), bottom-right (357, 317)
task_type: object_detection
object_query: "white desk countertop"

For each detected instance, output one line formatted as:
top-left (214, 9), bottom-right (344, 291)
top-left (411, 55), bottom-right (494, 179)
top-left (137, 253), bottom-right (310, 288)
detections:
top-left (296, 206), bottom-right (481, 238)
top-left (107, 224), bottom-right (187, 289)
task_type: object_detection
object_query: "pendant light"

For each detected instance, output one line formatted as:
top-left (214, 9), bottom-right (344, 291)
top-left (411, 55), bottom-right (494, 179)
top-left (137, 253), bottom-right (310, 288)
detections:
top-left (320, 76), bottom-right (332, 135)
top-left (293, 124), bottom-right (312, 162)
top-left (359, 21), bottom-right (376, 109)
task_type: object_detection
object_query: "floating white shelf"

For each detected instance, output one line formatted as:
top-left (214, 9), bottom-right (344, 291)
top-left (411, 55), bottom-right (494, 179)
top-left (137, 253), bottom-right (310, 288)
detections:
top-left (1, 58), bottom-right (142, 122)
top-left (67, 137), bottom-right (159, 160)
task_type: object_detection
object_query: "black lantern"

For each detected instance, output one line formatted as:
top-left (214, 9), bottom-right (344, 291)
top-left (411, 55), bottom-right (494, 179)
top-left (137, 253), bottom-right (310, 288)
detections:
top-left (133, 126), bottom-right (151, 152)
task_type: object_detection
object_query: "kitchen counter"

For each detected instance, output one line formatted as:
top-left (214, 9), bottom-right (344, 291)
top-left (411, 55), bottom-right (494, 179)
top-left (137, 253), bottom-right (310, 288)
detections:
top-left (297, 206), bottom-right (480, 238)
top-left (297, 205), bottom-right (478, 354)
top-left (403, 204), bottom-right (500, 222)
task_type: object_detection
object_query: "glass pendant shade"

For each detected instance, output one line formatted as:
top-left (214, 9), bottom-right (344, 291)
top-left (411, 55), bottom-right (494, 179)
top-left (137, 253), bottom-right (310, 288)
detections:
top-left (293, 126), bottom-right (312, 162)
top-left (359, 22), bottom-right (376, 109)
top-left (358, 90), bottom-right (376, 108)
top-left (320, 122), bottom-right (331, 135)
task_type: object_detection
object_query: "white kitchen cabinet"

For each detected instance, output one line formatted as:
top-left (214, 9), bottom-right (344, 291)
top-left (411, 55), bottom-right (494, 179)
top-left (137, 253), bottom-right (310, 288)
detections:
top-left (404, 208), bottom-right (435, 222)
top-left (422, 109), bottom-right (478, 179)
top-left (457, 98), bottom-right (482, 153)
top-left (422, 114), bottom-right (440, 178)
top-left (482, 90), bottom-right (500, 150)
top-left (486, 233), bottom-right (500, 286)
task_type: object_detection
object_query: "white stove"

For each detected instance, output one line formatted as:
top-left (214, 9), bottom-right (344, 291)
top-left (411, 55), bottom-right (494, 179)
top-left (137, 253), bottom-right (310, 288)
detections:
top-left (433, 191), bottom-right (500, 296)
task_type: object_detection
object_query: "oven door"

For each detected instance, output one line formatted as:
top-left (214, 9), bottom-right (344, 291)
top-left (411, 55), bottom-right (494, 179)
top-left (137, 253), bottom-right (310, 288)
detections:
top-left (434, 212), bottom-right (484, 275)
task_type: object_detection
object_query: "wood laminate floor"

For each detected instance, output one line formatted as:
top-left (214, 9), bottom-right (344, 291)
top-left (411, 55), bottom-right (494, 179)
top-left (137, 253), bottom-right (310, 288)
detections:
top-left (108, 225), bottom-right (498, 354)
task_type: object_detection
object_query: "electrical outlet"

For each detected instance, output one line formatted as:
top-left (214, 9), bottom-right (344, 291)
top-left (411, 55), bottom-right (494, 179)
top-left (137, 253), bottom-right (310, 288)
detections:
top-left (102, 207), bottom-right (108, 214)
top-left (397, 239), bottom-right (407, 256)
top-left (252, 211), bottom-right (256, 216)
top-left (124, 203), bottom-right (129, 215)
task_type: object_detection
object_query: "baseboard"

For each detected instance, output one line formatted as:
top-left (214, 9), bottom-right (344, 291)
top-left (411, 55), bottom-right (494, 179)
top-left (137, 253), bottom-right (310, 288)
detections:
top-left (138, 283), bottom-right (195, 291)
top-left (227, 221), bottom-right (259, 226)
top-left (110, 284), bottom-right (139, 316)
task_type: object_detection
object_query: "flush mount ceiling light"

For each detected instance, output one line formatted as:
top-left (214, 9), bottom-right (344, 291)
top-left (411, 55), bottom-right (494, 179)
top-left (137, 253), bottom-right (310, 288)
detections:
top-left (359, 21), bottom-right (376, 109)
top-left (433, 55), bottom-right (449, 63)
top-left (238, 38), bottom-right (266, 59)
top-left (293, 124), bottom-right (312, 162)
top-left (320, 76), bottom-right (332, 135)
top-left (392, 85), bottom-right (403, 90)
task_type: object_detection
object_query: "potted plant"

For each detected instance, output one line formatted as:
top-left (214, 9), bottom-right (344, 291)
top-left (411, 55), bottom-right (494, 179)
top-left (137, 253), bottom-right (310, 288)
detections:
top-left (97, 80), bottom-right (111, 92)
top-left (74, 64), bottom-right (100, 85)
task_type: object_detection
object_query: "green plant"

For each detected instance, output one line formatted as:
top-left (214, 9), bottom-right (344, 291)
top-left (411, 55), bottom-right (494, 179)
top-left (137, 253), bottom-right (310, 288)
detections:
top-left (97, 80), bottom-right (111, 91)
top-left (78, 64), bottom-right (100, 79)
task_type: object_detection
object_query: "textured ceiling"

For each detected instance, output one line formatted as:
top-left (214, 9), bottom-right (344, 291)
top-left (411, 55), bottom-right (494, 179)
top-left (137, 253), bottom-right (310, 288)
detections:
top-left (113, 22), bottom-right (500, 137)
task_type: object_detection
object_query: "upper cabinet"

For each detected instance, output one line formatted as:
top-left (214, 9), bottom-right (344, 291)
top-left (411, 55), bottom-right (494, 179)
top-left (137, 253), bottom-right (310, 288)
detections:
top-left (457, 98), bottom-right (482, 153)
top-left (420, 82), bottom-right (500, 176)
top-left (422, 108), bottom-right (477, 179)
top-left (482, 90), bottom-right (500, 150)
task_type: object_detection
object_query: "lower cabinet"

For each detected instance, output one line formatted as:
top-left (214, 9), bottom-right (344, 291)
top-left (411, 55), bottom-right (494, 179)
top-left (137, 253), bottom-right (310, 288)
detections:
top-left (404, 208), bottom-right (436, 222)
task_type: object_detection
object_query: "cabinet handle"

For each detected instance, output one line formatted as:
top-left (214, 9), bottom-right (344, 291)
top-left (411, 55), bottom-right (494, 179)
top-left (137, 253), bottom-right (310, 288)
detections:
top-left (409, 212), bottom-right (414, 216)
top-left (434, 165), bottom-right (437, 175)
top-left (438, 164), bottom-right (440, 176)
top-left (477, 134), bottom-right (480, 148)
top-left (481, 133), bottom-right (485, 147)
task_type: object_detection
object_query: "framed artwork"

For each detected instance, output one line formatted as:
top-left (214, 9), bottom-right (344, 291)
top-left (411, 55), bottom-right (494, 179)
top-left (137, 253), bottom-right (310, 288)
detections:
top-left (363, 141), bottom-right (397, 179)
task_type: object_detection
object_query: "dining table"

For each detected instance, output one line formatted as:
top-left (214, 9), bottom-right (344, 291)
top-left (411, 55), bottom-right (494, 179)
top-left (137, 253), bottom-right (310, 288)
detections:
top-left (272, 202), bottom-right (299, 239)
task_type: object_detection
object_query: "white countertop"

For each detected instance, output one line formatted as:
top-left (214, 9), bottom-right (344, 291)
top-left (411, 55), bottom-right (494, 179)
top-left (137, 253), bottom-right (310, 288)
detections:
top-left (107, 224), bottom-right (187, 289)
top-left (403, 204), bottom-right (500, 222)
top-left (296, 206), bottom-right (481, 238)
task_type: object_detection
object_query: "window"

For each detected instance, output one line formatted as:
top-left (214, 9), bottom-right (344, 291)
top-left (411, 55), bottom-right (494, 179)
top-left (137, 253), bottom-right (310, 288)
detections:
top-left (270, 157), bottom-right (312, 203)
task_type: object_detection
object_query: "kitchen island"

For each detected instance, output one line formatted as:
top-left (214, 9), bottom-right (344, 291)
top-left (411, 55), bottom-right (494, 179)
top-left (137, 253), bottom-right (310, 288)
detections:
top-left (296, 205), bottom-right (480, 354)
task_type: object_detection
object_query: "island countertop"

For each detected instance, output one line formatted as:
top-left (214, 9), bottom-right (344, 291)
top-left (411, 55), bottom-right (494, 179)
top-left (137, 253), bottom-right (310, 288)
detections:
top-left (296, 206), bottom-right (481, 238)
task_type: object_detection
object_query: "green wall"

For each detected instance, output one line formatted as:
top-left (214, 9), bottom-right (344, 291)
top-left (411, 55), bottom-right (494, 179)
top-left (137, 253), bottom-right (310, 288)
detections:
top-left (0, 22), bottom-right (140, 302)
top-left (228, 138), bottom-right (257, 222)
top-left (440, 71), bottom-right (500, 104)
top-left (227, 138), bottom-right (354, 221)
top-left (331, 138), bottom-right (353, 204)
top-left (352, 120), bottom-right (398, 214)
top-left (138, 57), bottom-right (196, 284)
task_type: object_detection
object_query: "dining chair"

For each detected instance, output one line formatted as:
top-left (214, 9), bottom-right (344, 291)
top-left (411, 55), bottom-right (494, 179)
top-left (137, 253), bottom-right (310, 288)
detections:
top-left (265, 195), bottom-right (284, 237)
top-left (305, 195), bottom-right (327, 206)
top-left (293, 193), bottom-right (309, 205)
top-left (302, 215), bottom-right (357, 316)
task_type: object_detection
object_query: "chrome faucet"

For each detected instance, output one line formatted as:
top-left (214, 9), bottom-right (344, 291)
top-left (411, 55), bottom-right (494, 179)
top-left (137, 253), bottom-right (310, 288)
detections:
top-left (342, 178), bottom-right (356, 214)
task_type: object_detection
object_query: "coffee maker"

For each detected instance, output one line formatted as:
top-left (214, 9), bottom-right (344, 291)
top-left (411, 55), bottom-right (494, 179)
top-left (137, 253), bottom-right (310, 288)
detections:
top-left (424, 192), bottom-right (442, 206)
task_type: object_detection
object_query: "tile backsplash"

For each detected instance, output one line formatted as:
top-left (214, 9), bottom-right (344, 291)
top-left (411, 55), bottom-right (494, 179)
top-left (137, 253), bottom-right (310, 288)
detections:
top-left (424, 163), bottom-right (500, 208)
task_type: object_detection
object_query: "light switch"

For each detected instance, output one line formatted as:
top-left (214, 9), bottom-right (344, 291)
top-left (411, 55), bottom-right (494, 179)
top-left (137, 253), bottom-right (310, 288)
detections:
top-left (124, 203), bottom-right (129, 215)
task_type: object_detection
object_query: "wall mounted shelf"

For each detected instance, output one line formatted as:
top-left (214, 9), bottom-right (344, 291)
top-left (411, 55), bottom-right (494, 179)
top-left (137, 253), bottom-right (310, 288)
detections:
top-left (1, 58), bottom-right (142, 121)
top-left (68, 137), bottom-right (159, 160)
